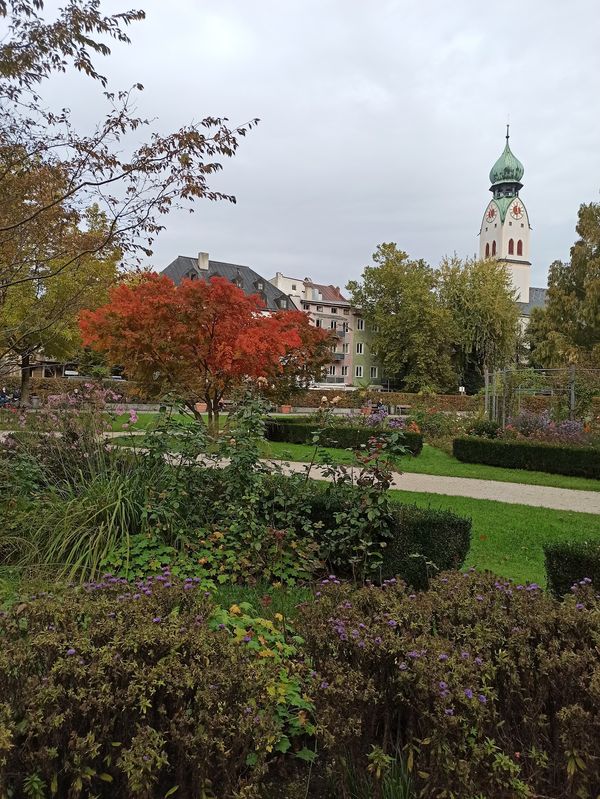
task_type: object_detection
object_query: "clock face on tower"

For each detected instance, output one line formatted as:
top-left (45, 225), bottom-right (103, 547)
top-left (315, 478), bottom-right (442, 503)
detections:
top-left (485, 206), bottom-right (497, 223)
top-left (510, 202), bottom-right (524, 220)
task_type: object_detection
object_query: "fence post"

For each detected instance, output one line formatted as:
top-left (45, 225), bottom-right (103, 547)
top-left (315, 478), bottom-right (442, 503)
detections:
top-left (569, 364), bottom-right (576, 420)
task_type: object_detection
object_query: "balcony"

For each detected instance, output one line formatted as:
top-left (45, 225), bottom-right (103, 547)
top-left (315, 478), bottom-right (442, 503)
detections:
top-left (331, 352), bottom-right (345, 361)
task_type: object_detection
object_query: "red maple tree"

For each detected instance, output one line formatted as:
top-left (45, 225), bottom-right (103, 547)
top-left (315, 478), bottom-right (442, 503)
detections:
top-left (80, 273), bottom-right (330, 428)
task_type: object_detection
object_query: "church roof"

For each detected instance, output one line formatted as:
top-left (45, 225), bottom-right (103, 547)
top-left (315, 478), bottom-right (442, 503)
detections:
top-left (517, 286), bottom-right (547, 317)
top-left (161, 255), bottom-right (292, 311)
top-left (490, 130), bottom-right (524, 187)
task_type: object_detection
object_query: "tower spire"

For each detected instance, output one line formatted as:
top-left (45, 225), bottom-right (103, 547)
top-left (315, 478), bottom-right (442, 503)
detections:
top-left (506, 122), bottom-right (510, 142)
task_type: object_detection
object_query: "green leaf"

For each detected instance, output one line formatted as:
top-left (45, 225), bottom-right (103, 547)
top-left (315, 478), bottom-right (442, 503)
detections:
top-left (296, 748), bottom-right (317, 762)
top-left (245, 752), bottom-right (258, 766)
top-left (275, 736), bottom-right (291, 753)
top-left (164, 786), bottom-right (179, 797)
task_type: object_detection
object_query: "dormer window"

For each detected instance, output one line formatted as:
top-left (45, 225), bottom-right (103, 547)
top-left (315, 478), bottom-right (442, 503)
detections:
top-left (256, 280), bottom-right (264, 290)
top-left (187, 270), bottom-right (198, 280)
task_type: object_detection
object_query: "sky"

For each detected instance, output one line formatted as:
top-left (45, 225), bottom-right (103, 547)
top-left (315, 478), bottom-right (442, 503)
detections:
top-left (41, 0), bottom-right (600, 290)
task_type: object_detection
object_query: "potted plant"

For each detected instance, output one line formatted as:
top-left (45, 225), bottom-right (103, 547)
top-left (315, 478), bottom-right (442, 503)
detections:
top-left (278, 403), bottom-right (293, 414)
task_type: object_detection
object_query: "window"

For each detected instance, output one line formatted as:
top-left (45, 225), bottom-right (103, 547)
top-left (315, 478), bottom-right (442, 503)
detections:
top-left (342, 322), bottom-right (349, 332)
top-left (341, 366), bottom-right (348, 376)
top-left (492, 240), bottom-right (497, 256)
top-left (291, 284), bottom-right (297, 291)
top-left (316, 305), bottom-right (323, 312)
top-left (355, 365), bottom-right (363, 378)
top-left (356, 318), bottom-right (365, 331)
top-left (343, 308), bottom-right (350, 315)
top-left (327, 365), bottom-right (336, 376)
top-left (187, 270), bottom-right (198, 280)
top-left (485, 242), bottom-right (490, 257)
top-left (370, 366), bottom-right (378, 379)
top-left (331, 307), bottom-right (337, 314)
top-left (517, 239), bottom-right (523, 256)
top-left (343, 342), bottom-right (349, 354)
top-left (356, 342), bottom-right (363, 355)
top-left (330, 320), bottom-right (337, 329)
top-left (373, 325), bottom-right (380, 333)
top-left (257, 281), bottom-right (264, 290)
top-left (315, 319), bottom-right (322, 328)
top-left (508, 238), bottom-right (514, 255)
top-left (302, 303), bottom-right (309, 310)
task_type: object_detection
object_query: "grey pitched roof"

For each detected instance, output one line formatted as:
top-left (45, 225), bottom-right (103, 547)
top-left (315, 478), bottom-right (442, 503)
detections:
top-left (517, 286), bottom-right (548, 317)
top-left (161, 255), bottom-right (292, 311)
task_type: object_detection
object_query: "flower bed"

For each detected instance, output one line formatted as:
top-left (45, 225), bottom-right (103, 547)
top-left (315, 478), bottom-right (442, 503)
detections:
top-left (453, 435), bottom-right (600, 479)
top-left (4, 572), bottom-right (600, 797)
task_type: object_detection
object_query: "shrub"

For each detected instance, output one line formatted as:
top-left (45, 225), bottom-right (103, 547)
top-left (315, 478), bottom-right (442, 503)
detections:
top-left (504, 409), bottom-right (593, 446)
top-left (467, 417), bottom-right (502, 439)
top-left (296, 481), bottom-right (471, 586)
top-left (265, 419), bottom-right (423, 456)
top-left (299, 572), bottom-right (600, 798)
top-left (544, 540), bottom-right (600, 597)
top-left (453, 436), bottom-right (600, 478)
top-left (0, 578), bottom-right (316, 798)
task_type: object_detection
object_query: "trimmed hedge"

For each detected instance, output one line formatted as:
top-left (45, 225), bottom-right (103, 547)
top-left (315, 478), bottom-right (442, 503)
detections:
top-left (544, 540), bottom-right (600, 597)
top-left (453, 435), bottom-right (600, 479)
top-left (265, 419), bottom-right (424, 456)
top-left (277, 389), bottom-right (481, 411)
top-left (302, 482), bottom-right (471, 586)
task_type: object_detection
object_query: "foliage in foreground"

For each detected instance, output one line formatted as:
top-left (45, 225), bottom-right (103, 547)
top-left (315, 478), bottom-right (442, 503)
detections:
top-left (2, 572), bottom-right (600, 797)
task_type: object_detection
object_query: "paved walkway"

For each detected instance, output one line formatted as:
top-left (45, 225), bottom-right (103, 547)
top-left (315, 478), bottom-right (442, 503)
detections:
top-left (4, 430), bottom-right (599, 514)
top-left (269, 460), bottom-right (600, 514)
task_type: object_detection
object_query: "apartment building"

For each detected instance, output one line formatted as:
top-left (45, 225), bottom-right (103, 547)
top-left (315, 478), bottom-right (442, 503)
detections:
top-left (269, 272), bottom-right (381, 386)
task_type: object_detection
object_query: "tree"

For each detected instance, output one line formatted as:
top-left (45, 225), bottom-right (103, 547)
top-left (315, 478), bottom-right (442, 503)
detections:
top-left (0, 206), bottom-right (120, 402)
top-left (80, 274), bottom-right (328, 430)
top-left (438, 255), bottom-right (519, 392)
top-left (347, 243), bottom-right (456, 392)
top-left (0, 1), bottom-right (256, 309)
top-left (528, 202), bottom-right (600, 366)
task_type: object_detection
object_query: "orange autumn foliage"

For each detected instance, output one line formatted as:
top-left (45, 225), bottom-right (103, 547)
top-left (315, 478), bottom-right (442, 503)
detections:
top-left (80, 273), bottom-right (329, 421)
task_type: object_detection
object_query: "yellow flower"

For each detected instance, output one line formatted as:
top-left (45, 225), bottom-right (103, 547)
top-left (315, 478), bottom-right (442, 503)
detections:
top-left (274, 612), bottom-right (284, 622)
top-left (229, 604), bottom-right (242, 615)
top-left (259, 649), bottom-right (275, 658)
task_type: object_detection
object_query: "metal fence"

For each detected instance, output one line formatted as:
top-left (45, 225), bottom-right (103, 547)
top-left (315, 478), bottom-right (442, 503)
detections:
top-left (484, 367), bottom-right (600, 425)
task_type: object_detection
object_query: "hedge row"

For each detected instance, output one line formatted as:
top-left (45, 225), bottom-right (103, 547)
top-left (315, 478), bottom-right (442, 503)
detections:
top-left (303, 482), bottom-right (471, 586)
top-left (265, 419), bottom-right (423, 456)
top-left (453, 436), bottom-right (600, 479)
top-left (544, 540), bottom-right (600, 597)
top-left (280, 389), bottom-right (481, 411)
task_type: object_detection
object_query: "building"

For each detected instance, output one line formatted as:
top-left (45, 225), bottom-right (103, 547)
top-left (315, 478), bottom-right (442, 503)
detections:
top-left (269, 273), bottom-right (382, 386)
top-left (162, 252), bottom-right (293, 312)
top-left (478, 127), bottom-right (547, 325)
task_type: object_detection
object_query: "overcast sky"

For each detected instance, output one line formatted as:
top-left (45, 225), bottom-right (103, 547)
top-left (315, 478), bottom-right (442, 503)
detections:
top-left (44, 0), bottom-right (600, 290)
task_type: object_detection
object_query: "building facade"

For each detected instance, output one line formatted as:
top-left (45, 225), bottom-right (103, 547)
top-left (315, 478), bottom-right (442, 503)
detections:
top-left (478, 128), bottom-right (546, 324)
top-left (269, 272), bottom-right (382, 386)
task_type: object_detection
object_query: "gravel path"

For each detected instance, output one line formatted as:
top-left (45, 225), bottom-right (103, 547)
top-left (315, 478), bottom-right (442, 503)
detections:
top-left (272, 460), bottom-right (600, 514)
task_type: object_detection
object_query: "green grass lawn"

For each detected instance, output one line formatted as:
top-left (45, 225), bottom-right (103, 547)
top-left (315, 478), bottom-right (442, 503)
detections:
top-left (388, 489), bottom-right (600, 586)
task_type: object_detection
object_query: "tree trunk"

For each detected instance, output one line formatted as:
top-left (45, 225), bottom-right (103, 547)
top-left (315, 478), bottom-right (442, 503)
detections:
top-left (206, 397), bottom-right (220, 438)
top-left (20, 352), bottom-right (31, 405)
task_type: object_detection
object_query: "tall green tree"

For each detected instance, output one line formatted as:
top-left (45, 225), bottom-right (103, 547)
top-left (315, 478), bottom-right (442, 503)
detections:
top-left (347, 243), bottom-right (456, 392)
top-left (0, 207), bottom-right (120, 402)
top-left (529, 202), bottom-right (600, 366)
top-left (438, 255), bottom-right (519, 392)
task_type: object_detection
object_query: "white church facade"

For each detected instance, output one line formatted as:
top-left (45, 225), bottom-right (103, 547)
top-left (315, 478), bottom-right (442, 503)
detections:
top-left (479, 128), bottom-right (546, 323)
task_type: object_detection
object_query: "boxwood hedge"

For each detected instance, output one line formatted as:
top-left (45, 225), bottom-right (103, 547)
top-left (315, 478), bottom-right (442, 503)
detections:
top-left (453, 436), bottom-right (600, 479)
top-left (300, 481), bottom-right (471, 586)
top-left (544, 540), bottom-right (600, 597)
top-left (266, 419), bottom-right (423, 456)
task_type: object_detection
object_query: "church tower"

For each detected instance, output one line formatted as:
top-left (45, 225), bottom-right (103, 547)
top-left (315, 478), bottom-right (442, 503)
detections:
top-left (479, 127), bottom-right (531, 302)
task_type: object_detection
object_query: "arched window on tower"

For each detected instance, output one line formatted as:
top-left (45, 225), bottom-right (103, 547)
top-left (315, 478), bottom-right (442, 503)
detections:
top-left (485, 242), bottom-right (490, 258)
top-left (492, 240), bottom-right (497, 256)
top-left (508, 239), bottom-right (514, 255)
top-left (517, 240), bottom-right (523, 256)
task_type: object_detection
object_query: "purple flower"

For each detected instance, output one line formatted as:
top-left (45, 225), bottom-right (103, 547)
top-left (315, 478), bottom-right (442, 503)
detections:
top-left (388, 619), bottom-right (398, 628)
top-left (374, 637), bottom-right (382, 645)
top-left (478, 694), bottom-right (487, 704)
top-left (461, 651), bottom-right (470, 659)
top-left (66, 648), bottom-right (76, 656)
top-left (474, 657), bottom-right (483, 666)
top-left (152, 617), bottom-right (161, 623)
top-left (320, 681), bottom-right (329, 689)
top-left (438, 681), bottom-right (448, 689)
top-left (399, 662), bottom-right (408, 671)
top-left (438, 653), bottom-right (448, 661)
top-left (576, 603), bottom-right (585, 610)
top-left (407, 650), bottom-right (420, 659)
top-left (243, 635), bottom-right (252, 643)
top-left (444, 708), bottom-right (454, 716)
top-left (464, 689), bottom-right (473, 699)
top-left (476, 595), bottom-right (484, 602)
